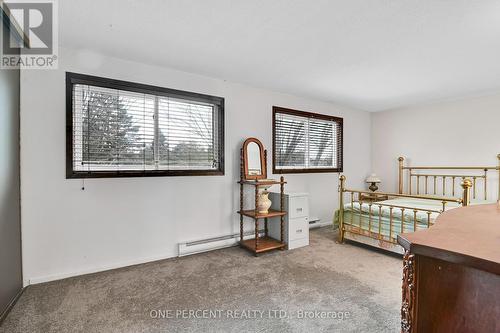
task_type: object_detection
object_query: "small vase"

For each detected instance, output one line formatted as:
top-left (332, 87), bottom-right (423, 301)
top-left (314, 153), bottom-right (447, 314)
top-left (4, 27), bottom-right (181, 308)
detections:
top-left (257, 190), bottom-right (272, 214)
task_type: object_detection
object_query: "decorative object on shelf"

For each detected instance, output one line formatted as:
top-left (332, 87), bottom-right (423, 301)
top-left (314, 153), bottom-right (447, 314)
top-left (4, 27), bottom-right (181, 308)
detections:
top-left (366, 173), bottom-right (381, 192)
top-left (238, 138), bottom-right (286, 256)
top-left (257, 182), bottom-right (273, 214)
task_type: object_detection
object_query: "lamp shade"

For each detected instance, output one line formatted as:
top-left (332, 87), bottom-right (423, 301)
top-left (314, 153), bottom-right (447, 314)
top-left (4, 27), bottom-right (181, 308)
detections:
top-left (366, 174), bottom-right (381, 183)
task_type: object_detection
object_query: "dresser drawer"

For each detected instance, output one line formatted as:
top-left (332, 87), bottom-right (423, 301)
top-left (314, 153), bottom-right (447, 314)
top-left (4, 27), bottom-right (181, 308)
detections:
top-left (289, 196), bottom-right (309, 219)
top-left (289, 217), bottom-right (308, 241)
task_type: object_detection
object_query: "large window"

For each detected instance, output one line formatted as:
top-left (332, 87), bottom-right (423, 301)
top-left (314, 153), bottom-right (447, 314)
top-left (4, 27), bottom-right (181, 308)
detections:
top-left (273, 106), bottom-right (343, 173)
top-left (66, 73), bottom-right (224, 178)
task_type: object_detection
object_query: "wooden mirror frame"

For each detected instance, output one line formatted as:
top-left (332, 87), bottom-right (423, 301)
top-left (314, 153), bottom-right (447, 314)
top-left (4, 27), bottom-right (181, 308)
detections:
top-left (242, 138), bottom-right (267, 180)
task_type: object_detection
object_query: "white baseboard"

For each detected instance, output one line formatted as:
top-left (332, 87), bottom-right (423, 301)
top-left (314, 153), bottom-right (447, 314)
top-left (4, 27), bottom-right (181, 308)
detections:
top-left (27, 251), bottom-right (176, 285)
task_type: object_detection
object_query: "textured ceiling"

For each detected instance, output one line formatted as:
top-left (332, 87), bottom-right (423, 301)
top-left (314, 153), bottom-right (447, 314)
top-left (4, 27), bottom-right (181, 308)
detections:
top-left (59, 0), bottom-right (500, 111)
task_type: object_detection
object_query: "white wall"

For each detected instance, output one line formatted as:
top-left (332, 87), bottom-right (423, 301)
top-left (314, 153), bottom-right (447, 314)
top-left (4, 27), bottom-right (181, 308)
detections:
top-left (372, 93), bottom-right (500, 195)
top-left (20, 47), bottom-right (371, 285)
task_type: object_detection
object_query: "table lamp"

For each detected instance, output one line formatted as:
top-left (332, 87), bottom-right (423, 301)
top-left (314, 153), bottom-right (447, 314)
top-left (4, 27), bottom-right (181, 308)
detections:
top-left (366, 174), bottom-right (381, 192)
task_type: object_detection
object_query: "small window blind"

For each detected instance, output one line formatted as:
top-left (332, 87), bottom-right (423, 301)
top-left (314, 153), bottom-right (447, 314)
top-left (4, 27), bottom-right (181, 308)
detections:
top-left (67, 73), bottom-right (224, 178)
top-left (273, 107), bottom-right (343, 173)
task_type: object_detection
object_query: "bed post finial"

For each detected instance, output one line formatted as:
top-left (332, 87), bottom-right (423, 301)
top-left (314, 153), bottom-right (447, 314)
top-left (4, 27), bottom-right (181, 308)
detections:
top-left (461, 179), bottom-right (472, 206)
top-left (338, 175), bottom-right (346, 243)
top-left (398, 157), bottom-right (405, 194)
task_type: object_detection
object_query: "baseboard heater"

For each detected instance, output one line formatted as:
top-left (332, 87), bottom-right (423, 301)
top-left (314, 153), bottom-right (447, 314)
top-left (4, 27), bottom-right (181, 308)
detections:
top-left (179, 218), bottom-right (326, 257)
top-left (178, 230), bottom-right (265, 257)
top-left (308, 217), bottom-right (323, 228)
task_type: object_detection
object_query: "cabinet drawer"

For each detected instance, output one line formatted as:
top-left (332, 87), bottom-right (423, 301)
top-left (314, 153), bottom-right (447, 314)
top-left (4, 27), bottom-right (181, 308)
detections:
top-left (288, 237), bottom-right (309, 250)
top-left (289, 217), bottom-right (308, 241)
top-left (289, 196), bottom-right (309, 219)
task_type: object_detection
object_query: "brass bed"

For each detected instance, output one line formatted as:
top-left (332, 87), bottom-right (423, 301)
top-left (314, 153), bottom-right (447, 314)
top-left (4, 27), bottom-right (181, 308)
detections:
top-left (335, 155), bottom-right (500, 254)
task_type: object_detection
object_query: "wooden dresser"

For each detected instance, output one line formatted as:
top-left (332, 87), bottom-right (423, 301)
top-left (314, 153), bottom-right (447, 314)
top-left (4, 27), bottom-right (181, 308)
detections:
top-left (397, 204), bottom-right (500, 333)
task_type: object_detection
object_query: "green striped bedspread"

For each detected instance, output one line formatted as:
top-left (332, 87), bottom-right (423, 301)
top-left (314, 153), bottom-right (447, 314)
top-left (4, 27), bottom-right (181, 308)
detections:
top-left (334, 198), bottom-right (491, 239)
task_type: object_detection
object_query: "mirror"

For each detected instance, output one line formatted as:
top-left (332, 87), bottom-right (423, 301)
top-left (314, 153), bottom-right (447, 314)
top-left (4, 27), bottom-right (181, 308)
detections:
top-left (247, 142), bottom-right (262, 176)
top-left (242, 138), bottom-right (267, 180)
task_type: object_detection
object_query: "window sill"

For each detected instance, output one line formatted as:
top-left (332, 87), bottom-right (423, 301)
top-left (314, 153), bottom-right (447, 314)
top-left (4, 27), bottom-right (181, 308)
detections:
top-left (272, 168), bottom-right (343, 174)
top-left (66, 169), bottom-right (224, 179)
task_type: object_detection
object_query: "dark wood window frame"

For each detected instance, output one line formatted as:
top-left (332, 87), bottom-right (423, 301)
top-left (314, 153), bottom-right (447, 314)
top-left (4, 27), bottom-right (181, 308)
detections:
top-left (272, 106), bottom-right (343, 174)
top-left (66, 72), bottom-right (225, 179)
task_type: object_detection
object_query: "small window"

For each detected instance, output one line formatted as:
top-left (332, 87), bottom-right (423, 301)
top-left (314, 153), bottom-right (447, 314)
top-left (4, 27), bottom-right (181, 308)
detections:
top-left (66, 73), bottom-right (224, 178)
top-left (273, 106), bottom-right (343, 174)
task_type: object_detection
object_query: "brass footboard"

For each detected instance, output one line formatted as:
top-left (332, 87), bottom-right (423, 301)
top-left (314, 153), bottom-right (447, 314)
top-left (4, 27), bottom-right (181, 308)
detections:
top-left (336, 155), bottom-right (500, 248)
top-left (337, 175), bottom-right (471, 244)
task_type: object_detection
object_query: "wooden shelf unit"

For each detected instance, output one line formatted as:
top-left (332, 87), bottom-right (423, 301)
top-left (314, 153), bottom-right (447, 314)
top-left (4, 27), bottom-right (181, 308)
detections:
top-left (237, 209), bottom-right (286, 219)
top-left (238, 147), bottom-right (286, 256)
top-left (240, 236), bottom-right (286, 253)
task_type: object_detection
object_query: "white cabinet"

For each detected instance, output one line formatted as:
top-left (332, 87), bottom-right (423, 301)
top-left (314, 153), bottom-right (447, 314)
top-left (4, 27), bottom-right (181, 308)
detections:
top-left (268, 192), bottom-right (309, 250)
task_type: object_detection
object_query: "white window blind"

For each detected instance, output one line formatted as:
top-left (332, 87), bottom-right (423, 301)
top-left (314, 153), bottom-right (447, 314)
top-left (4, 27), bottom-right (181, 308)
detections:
top-left (68, 73), bottom-right (224, 177)
top-left (157, 97), bottom-right (219, 170)
top-left (73, 85), bottom-right (156, 171)
top-left (274, 108), bottom-right (342, 172)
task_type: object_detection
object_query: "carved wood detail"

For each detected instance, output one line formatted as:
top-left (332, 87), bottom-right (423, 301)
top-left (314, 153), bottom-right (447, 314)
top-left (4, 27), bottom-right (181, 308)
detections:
top-left (401, 250), bottom-right (417, 333)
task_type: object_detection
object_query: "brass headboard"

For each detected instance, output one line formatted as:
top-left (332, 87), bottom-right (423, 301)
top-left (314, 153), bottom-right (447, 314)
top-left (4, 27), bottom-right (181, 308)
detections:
top-left (398, 155), bottom-right (500, 201)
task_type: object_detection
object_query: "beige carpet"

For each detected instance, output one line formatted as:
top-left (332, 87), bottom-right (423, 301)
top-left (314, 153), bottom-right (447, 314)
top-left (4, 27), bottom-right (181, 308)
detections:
top-left (0, 227), bottom-right (402, 332)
